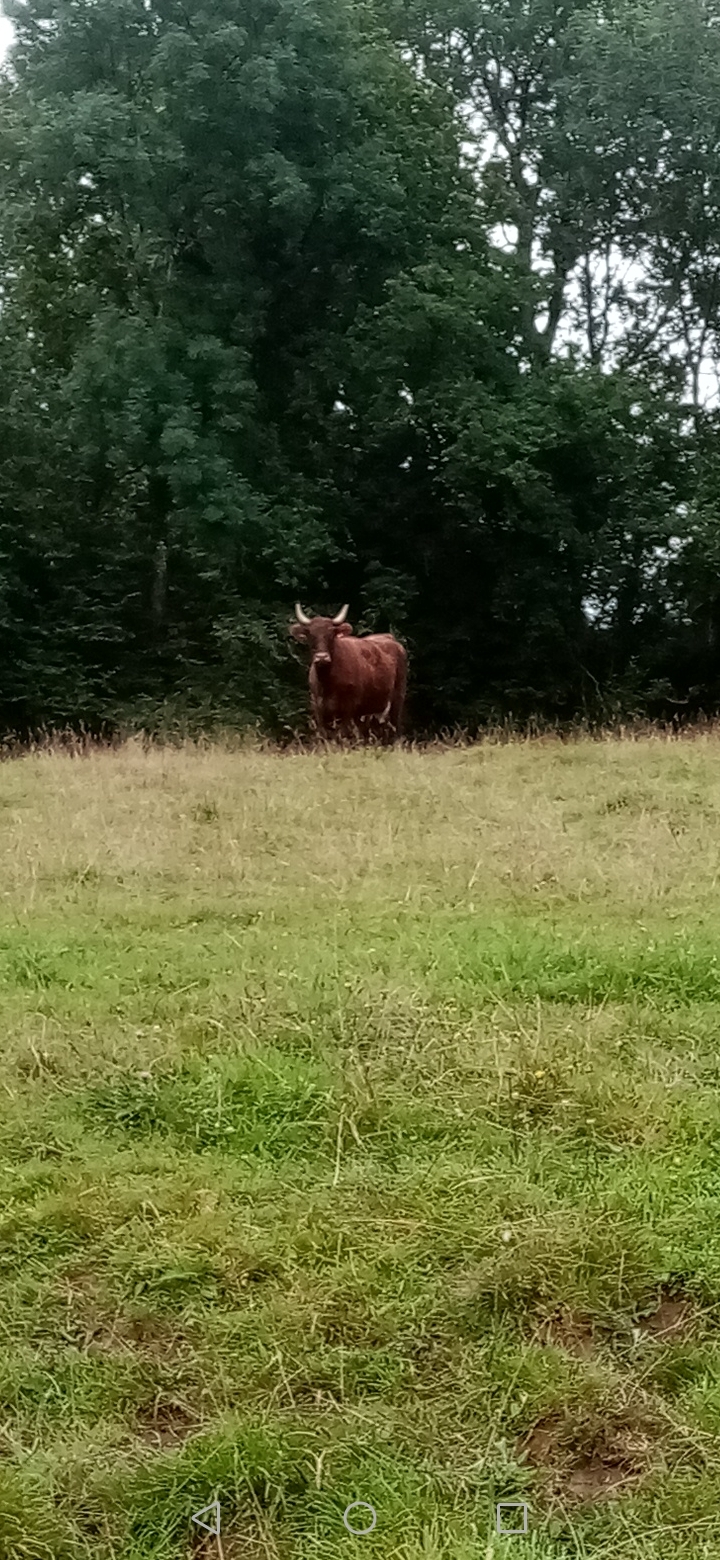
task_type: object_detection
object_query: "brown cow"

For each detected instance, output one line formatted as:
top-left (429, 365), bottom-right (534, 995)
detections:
top-left (290, 603), bottom-right (407, 743)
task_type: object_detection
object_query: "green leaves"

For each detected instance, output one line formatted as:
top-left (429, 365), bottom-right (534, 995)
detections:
top-left (0, 0), bottom-right (717, 733)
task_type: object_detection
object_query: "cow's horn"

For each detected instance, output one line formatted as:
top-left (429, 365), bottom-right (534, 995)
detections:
top-left (333, 603), bottom-right (349, 625)
top-left (294, 602), bottom-right (311, 625)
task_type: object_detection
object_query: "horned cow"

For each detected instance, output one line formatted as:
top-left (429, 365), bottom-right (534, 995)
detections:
top-left (290, 603), bottom-right (407, 743)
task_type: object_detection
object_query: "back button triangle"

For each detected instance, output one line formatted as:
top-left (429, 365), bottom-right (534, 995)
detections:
top-left (191, 1500), bottom-right (220, 1536)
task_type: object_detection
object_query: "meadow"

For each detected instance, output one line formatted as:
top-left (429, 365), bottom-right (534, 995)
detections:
top-left (2, 732), bottom-right (720, 1559)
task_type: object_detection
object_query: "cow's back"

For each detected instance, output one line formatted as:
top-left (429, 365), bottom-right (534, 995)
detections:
top-left (328, 633), bottom-right (404, 717)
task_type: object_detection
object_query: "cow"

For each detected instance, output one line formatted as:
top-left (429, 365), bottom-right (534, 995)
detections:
top-left (290, 603), bottom-right (407, 744)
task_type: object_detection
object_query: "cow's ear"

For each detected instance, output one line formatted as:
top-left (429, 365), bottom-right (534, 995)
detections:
top-left (335, 622), bottom-right (353, 637)
top-left (290, 623), bottom-right (308, 642)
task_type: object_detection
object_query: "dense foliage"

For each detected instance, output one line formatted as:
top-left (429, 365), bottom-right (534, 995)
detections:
top-left (1, 0), bottom-right (720, 734)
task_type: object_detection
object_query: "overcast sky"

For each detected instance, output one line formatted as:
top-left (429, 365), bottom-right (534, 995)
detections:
top-left (0, 14), bottom-right (12, 61)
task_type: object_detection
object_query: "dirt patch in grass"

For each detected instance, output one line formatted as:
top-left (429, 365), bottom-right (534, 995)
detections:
top-left (520, 1409), bottom-right (657, 1504)
top-left (135, 1396), bottom-right (200, 1447)
top-left (533, 1307), bottom-right (598, 1359)
top-left (61, 1276), bottom-right (190, 1356)
top-left (533, 1289), bottom-right (696, 1359)
top-left (80, 1312), bottom-right (187, 1356)
top-left (635, 1291), bottom-right (695, 1341)
top-left (87, 1309), bottom-right (189, 1357)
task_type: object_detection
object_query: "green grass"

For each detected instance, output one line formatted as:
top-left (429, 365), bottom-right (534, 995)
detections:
top-left (1, 732), bottom-right (720, 1556)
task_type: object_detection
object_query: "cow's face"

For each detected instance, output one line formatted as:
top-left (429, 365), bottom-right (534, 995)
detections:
top-left (291, 615), bottom-right (353, 670)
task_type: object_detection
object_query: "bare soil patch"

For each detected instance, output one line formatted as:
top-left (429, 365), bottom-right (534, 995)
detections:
top-left (635, 1292), bottom-right (694, 1341)
top-left (520, 1409), bottom-right (657, 1504)
top-left (532, 1288), bottom-right (696, 1360)
top-left (81, 1312), bottom-right (186, 1356)
top-left (533, 1307), bottom-right (597, 1359)
top-left (61, 1276), bottom-right (189, 1356)
top-left (135, 1396), bottom-right (200, 1447)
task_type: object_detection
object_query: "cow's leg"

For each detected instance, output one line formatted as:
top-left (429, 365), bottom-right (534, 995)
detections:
top-left (387, 661), bottom-right (407, 745)
top-left (387, 705), bottom-right (402, 745)
top-left (344, 715), bottom-right (368, 746)
top-left (371, 701), bottom-right (391, 747)
top-left (310, 694), bottom-right (327, 744)
top-left (328, 718), bottom-right (347, 746)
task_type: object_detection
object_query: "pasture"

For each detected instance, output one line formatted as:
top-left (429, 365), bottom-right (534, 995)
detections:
top-left (2, 733), bottom-right (720, 1558)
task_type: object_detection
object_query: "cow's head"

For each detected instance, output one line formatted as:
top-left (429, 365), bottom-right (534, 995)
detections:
top-left (290, 603), bottom-right (353, 667)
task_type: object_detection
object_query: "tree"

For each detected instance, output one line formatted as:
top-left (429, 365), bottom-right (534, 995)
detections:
top-left (0, 0), bottom-right (715, 733)
top-left (331, 246), bottom-right (690, 727)
top-left (381, 0), bottom-right (720, 406)
top-left (0, 0), bottom-right (470, 731)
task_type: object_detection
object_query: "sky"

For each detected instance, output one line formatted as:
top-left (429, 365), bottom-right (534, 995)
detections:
top-left (0, 14), bottom-right (12, 61)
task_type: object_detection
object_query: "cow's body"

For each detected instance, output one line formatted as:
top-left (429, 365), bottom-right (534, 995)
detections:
top-left (291, 605), bottom-right (407, 743)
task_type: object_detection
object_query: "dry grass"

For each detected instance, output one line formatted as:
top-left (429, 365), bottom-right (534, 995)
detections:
top-left (0, 732), bottom-right (719, 1556)
top-left (7, 726), bottom-right (720, 905)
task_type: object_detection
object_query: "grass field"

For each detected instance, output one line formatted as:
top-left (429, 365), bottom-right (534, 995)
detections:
top-left (3, 732), bottom-right (720, 1559)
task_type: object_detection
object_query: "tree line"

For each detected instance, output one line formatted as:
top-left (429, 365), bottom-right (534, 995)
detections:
top-left (1, 0), bottom-right (720, 738)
